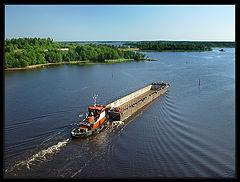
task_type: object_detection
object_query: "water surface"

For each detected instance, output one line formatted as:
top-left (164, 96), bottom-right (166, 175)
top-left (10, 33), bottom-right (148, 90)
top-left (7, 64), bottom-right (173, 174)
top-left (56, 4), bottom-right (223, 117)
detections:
top-left (4, 48), bottom-right (235, 178)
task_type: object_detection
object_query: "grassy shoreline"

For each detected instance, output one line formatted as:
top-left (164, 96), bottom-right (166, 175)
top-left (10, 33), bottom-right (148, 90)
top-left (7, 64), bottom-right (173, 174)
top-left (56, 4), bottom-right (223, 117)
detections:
top-left (5, 61), bottom-right (93, 71)
top-left (104, 58), bottom-right (135, 63)
top-left (5, 58), bottom-right (149, 71)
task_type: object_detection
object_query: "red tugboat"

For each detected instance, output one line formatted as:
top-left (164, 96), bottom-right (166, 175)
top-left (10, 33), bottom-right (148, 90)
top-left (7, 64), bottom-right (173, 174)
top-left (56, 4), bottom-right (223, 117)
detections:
top-left (71, 105), bottom-right (108, 138)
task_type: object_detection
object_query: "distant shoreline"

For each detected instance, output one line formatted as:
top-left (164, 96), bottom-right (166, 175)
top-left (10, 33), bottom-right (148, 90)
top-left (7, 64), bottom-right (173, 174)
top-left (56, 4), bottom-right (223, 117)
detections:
top-left (139, 49), bottom-right (212, 52)
top-left (117, 48), bottom-right (211, 52)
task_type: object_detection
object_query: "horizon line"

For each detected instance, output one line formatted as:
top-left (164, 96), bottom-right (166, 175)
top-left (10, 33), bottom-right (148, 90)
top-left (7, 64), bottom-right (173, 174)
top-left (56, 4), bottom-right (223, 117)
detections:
top-left (55, 39), bottom-right (235, 42)
top-left (5, 37), bottom-right (235, 42)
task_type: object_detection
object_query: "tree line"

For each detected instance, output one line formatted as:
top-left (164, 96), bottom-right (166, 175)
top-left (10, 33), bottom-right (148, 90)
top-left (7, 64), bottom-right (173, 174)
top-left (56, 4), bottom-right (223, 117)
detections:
top-left (150, 41), bottom-right (235, 48)
top-left (187, 41), bottom-right (235, 48)
top-left (4, 38), bottom-right (146, 68)
top-left (125, 41), bottom-right (212, 51)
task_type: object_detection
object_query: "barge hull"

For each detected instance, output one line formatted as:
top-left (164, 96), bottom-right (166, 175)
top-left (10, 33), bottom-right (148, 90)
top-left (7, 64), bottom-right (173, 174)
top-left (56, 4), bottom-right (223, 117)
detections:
top-left (107, 82), bottom-right (170, 121)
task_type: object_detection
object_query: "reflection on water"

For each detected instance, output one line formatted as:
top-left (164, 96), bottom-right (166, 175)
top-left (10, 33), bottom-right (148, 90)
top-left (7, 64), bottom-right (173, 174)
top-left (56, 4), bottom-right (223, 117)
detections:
top-left (4, 48), bottom-right (235, 178)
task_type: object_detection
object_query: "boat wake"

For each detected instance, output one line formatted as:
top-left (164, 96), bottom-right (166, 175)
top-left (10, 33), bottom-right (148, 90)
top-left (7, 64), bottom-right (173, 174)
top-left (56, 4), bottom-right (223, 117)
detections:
top-left (5, 138), bottom-right (70, 174)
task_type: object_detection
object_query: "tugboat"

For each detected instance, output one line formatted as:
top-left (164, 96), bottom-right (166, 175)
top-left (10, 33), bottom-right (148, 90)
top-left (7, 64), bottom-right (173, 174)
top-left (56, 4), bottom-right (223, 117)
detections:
top-left (71, 105), bottom-right (108, 138)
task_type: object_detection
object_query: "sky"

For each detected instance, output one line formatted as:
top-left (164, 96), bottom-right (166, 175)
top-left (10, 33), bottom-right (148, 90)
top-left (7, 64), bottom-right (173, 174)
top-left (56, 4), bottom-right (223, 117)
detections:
top-left (5, 5), bottom-right (235, 41)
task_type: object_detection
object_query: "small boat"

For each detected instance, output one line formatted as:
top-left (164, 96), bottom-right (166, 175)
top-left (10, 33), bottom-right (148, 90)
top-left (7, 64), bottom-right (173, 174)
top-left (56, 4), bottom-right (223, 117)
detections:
top-left (71, 105), bottom-right (108, 138)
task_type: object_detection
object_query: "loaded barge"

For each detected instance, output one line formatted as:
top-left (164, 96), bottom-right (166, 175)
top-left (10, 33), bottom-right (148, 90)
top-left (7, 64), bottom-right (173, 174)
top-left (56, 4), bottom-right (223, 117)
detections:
top-left (71, 82), bottom-right (170, 138)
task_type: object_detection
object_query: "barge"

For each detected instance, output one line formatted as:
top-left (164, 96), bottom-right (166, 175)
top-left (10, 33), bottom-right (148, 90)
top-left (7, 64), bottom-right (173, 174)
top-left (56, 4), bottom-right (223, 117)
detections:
top-left (71, 82), bottom-right (170, 138)
top-left (107, 82), bottom-right (170, 121)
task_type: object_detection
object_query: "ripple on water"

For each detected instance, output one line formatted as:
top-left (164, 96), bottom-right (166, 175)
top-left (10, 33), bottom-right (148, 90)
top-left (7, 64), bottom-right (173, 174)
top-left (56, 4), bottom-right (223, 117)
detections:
top-left (104, 91), bottom-right (235, 178)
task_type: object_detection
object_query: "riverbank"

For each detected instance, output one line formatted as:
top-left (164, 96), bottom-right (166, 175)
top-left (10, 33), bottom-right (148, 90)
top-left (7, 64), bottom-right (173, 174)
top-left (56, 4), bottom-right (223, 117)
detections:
top-left (5, 58), bottom-right (150, 71)
top-left (104, 58), bottom-right (135, 63)
top-left (4, 61), bottom-right (93, 71)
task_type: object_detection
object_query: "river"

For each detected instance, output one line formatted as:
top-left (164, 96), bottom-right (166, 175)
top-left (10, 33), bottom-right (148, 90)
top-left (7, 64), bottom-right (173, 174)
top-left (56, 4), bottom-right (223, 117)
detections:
top-left (4, 48), bottom-right (235, 178)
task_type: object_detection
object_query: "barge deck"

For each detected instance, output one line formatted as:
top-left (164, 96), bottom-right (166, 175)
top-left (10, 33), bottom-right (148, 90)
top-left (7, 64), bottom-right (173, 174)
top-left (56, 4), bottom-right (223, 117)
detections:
top-left (107, 82), bottom-right (170, 121)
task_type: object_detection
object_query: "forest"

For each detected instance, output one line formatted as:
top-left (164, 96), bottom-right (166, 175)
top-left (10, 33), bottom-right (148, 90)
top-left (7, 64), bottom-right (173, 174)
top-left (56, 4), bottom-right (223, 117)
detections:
top-left (4, 38), bottom-right (146, 69)
top-left (154, 41), bottom-right (235, 48)
top-left (125, 41), bottom-right (213, 51)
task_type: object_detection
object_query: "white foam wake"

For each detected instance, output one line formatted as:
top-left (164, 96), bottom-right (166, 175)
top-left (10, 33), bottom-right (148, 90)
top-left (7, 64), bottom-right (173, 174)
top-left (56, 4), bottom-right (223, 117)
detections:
top-left (5, 139), bottom-right (70, 173)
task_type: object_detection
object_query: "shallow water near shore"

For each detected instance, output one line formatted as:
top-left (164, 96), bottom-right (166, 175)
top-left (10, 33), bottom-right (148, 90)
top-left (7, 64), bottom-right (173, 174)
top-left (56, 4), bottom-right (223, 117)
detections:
top-left (4, 48), bottom-right (235, 178)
